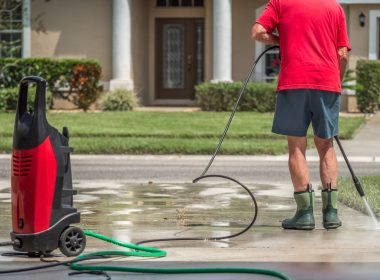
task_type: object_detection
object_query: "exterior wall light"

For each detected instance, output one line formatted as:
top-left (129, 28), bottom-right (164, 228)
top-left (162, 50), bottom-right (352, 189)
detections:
top-left (359, 12), bottom-right (366, 27)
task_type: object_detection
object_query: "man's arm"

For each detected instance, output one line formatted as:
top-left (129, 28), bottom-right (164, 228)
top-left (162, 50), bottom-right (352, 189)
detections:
top-left (338, 47), bottom-right (348, 82)
top-left (251, 23), bottom-right (279, 45)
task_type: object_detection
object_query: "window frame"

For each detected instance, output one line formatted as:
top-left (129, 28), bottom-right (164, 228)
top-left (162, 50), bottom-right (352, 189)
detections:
top-left (0, 0), bottom-right (23, 58)
top-left (155, 0), bottom-right (204, 8)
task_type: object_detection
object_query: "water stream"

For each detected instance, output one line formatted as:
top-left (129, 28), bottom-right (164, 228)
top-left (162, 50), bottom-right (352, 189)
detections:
top-left (362, 197), bottom-right (380, 229)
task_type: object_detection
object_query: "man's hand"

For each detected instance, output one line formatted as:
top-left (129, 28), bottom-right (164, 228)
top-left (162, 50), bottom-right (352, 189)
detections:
top-left (338, 47), bottom-right (348, 82)
top-left (251, 23), bottom-right (279, 45)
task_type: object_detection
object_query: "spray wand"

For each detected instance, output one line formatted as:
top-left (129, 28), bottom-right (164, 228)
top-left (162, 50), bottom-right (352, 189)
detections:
top-left (334, 136), bottom-right (365, 197)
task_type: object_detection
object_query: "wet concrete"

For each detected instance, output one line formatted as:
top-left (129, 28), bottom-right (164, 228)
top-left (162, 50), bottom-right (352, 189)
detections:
top-left (0, 181), bottom-right (380, 279)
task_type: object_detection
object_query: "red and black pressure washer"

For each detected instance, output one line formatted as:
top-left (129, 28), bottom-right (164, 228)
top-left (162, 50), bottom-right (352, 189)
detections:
top-left (10, 76), bottom-right (86, 257)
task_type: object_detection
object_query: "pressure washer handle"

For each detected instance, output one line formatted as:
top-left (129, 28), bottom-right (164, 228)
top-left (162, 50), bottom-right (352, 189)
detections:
top-left (334, 136), bottom-right (365, 197)
top-left (20, 76), bottom-right (46, 85)
top-left (17, 76), bottom-right (47, 117)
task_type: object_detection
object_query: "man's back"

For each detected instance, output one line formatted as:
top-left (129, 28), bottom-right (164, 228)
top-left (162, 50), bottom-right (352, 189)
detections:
top-left (257, 0), bottom-right (350, 92)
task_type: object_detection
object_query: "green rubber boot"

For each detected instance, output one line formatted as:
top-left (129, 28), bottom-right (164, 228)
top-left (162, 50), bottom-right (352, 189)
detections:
top-left (282, 185), bottom-right (315, 230)
top-left (322, 184), bottom-right (342, 229)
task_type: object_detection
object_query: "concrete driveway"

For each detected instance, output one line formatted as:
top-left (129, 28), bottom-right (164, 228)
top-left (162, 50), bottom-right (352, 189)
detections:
top-left (0, 114), bottom-right (379, 279)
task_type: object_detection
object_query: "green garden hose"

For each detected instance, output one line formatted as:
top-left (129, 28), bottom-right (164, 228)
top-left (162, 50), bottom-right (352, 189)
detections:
top-left (69, 230), bottom-right (293, 280)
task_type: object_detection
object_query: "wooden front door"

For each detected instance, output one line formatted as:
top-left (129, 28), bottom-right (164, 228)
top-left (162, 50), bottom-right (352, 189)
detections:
top-left (156, 18), bottom-right (204, 100)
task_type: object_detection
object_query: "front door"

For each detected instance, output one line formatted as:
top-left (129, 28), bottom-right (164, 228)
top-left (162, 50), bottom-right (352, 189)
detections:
top-left (156, 18), bottom-right (204, 100)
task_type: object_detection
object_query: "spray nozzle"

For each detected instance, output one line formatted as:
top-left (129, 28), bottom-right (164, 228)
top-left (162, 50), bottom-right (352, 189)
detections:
top-left (353, 176), bottom-right (365, 197)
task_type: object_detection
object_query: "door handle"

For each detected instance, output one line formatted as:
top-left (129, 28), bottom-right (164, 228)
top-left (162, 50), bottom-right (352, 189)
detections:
top-left (186, 55), bottom-right (192, 71)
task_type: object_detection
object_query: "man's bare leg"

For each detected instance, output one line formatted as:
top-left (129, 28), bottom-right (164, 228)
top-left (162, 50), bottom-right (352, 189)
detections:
top-left (288, 136), bottom-right (310, 192)
top-left (314, 136), bottom-right (338, 189)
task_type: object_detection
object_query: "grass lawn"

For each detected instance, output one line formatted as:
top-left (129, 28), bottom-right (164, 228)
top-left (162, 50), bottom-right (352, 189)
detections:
top-left (338, 176), bottom-right (380, 218)
top-left (0, 112), bottom-right (365, 154)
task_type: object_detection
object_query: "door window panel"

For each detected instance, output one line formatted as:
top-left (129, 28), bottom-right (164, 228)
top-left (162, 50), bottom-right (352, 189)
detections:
top-left (163, 24), bottom-right (185, 89)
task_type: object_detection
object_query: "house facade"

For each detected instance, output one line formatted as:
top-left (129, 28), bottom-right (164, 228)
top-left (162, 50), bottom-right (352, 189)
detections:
top-left (1, 0), bottom-right (380, 106)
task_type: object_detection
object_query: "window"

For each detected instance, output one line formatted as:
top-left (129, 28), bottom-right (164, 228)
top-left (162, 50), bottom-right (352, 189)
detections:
top-left (156, 0), bottom-right (204, 7)
top-left (0, 0), bottom-right (23, 58)
top-left (264, 45), bottom-right (280, 82)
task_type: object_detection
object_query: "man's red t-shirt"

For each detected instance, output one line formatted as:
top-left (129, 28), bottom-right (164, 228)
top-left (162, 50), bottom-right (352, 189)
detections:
top-left (257, 0), bottom-right (351, 93)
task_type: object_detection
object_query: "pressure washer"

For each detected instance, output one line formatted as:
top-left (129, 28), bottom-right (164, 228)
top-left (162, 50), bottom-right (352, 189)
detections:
top-left (9, 76), bottom-right (86, 257)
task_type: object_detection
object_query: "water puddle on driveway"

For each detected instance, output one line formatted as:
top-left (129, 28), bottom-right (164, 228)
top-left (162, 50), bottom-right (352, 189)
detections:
top-left (75, 182), bottom-right (259, 247)
top-left (0, 181), bottom-right (286, 248)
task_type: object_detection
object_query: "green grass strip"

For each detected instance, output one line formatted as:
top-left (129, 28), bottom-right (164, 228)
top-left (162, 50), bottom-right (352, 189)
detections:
top-left (0, 137), bottom-right (288, 155)
top-left (0, 112), bottom-right (364, 139)
top-left (0, 112), bottom-right (365, 155)
top-left (338, 176), bottom-right (380, 217)
top-left (71, 230), bottom-right (292, 280)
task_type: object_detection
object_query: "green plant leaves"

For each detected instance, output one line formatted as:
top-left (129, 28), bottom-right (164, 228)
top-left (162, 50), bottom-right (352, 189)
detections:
top-left (356, 60), bottom-right (380, 113)
top-left (195, 82), bottom-right (276, 112)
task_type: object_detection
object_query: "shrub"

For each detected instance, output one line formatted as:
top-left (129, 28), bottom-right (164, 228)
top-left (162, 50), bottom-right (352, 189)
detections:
top-left (356, 60), bottom-right (380, 113)
top-left (0, 58), bottom-right (102, 111)
top-left (195, 82), bottom-right (276, 112)
top-left (100, 89), bottom-right (140, 111)
top-left (62, 63), bottom-right (102, 111)
top-left (0, 87), bottom-right (52, 112)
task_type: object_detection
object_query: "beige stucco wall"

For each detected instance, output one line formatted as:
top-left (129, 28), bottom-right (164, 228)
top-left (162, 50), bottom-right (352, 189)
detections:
top-left (131, 0), bottom-right (149, 104)
top-left (346, 4), bottom-right (380, 68)
top-left (31, 0), bottom-right (112, 80)
top-left (204, 0), bottom-right (213, 82)
top-left (232, 0), bottom-right (267, 81)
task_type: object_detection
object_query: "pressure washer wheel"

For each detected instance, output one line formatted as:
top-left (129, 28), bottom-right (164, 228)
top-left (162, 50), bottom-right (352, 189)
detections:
top-left (58, 226), bottom-right (86, 257)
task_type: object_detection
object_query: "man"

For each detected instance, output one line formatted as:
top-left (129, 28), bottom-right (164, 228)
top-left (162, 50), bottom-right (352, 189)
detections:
top-left (251, 0), bottom-right (351, 230)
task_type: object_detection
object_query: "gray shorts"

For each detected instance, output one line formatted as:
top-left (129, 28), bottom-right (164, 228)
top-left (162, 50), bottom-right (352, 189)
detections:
top-left (272, 89), bottom-right (340, 139)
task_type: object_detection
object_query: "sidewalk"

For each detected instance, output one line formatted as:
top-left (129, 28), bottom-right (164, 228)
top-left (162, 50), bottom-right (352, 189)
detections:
top-left (307, 113), bottom-right (380, 158)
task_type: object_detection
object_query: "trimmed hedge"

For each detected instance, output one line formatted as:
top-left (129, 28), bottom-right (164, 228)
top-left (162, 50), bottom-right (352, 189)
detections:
top-left (195, 82), bottom-right (277, 112)
top-left (0, 87), bottom-right (52, 112)
top-left (356, 60), bottom-right (380, 113)
top-left (0, 58), bottom-right (102, 111)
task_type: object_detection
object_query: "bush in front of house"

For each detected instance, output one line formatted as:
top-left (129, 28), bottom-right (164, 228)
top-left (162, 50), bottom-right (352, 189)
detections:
top-left (0, 58), bottom-right (102, 111)
top-left (62, 62), bottom-right (102, 111)
top-left (356, 60), bottom-right (380, 113)
top-left (100, 89), bottom-right (140, 111)
top-left (0, 87), bottom-right (52, 112)
top-left (195, 82), bottom-right (277, 112)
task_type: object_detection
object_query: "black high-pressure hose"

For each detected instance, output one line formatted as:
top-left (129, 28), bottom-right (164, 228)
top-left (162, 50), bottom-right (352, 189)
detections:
top-left (334, 136), bottom-right (365, 197)
top-left (137, 46), bottom-right (280, 246)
